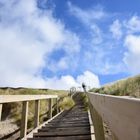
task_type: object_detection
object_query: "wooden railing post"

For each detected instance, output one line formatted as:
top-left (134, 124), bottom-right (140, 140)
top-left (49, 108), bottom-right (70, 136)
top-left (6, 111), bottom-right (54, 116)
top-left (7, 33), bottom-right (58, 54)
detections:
top-left (34, 100), bottom-right (40, 128)
top-left (20, 101), bottom-right (28, 139)
top-left (89, 102), bottom-right (105, 140)
top-left (56, 98), bottom-right (59, 114)
top-left (48, 98), bottom-right (52, 119)
top-left (0, 104), bottom-right (2, 121)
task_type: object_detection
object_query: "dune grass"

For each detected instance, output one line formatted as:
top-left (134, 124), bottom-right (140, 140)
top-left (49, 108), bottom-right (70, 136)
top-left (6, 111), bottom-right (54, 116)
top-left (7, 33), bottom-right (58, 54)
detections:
top-left (90, 74), bottom-right (140, 98)
top-left (59, 96), bottom-right (75, 110)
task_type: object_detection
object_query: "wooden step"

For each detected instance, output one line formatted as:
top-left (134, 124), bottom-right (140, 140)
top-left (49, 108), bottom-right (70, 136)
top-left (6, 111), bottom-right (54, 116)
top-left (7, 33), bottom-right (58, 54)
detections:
top-left (27, 135), bottom-right (91, 140)
top-left (33, 131), bottom-right (91, 137)
top-left (43, 123), bottom-right (91, 128)
top-left (51, 118), bottom-right (89, 122)
top-left (38, 126), bottom-right (90, 132)
top-left (48, 121), bottom-right (89, 125)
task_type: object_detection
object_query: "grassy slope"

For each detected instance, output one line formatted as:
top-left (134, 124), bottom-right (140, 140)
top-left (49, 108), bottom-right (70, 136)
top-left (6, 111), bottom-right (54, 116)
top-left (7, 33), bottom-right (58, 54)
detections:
top-left (90, 74), bottom-right (140, 98)
top-left (0, 88), bottom-right (72, 128)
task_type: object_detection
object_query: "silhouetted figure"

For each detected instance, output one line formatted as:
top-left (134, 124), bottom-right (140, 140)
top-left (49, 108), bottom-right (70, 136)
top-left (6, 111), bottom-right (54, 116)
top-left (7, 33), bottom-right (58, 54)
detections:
top-left (82, 82), bottom-right (86, 92)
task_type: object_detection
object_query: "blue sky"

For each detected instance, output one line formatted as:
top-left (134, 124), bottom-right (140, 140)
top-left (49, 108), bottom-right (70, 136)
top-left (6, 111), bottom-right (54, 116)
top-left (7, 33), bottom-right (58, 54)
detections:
top-left (0, 0), bottom-right (140, 89)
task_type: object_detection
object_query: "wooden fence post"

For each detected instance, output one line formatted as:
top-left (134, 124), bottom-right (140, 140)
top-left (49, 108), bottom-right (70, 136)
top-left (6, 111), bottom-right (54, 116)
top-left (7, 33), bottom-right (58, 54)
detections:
top-left (34, 100), bottom-right (40, 128)
top-left (20, 101), bottom-right (28, 139)
top-left (0, 104), bottom-right (2, 121)
top-left (48, 99), bottom-right (52, 119)
top-left (89, 102), bottom-right (105, 140)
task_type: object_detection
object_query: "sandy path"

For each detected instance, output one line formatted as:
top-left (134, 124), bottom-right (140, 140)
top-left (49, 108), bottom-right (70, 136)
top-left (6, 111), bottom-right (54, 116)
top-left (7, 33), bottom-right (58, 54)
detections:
top-left (0, 119), bottom-right (18, 138)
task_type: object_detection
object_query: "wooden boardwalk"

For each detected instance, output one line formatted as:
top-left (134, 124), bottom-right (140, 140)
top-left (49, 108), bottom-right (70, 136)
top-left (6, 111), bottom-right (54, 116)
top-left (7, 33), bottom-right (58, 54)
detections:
top-left (27, 93), bottom-right (92, 140)
top-left (1, 91), bottom-right (140, 140)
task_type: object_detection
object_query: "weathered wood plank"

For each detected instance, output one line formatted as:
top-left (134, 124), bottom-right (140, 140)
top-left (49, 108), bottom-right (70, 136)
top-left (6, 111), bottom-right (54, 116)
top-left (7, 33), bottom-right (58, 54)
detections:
top-left (43, 124), bottom-right (89, 128)
top-left (34, 100), bottom-right (40, 128)
top-left (27, 135), bottom-right (91, 140)
top-left (0, 95), bottom-right (58, 103)
top-left (0, 104), bottom-right (2, 121)
top-left (56, 98), bottom-right (59, 114)
top-left (20, 101), bottom-right (28, 139)
top-left (33, 131), bottom-right (92, 137)
top-left (38, 127), bottom-right (90, 132)
top-left (48, 121), bottom-right (89, 124)
top-left (48, 98), bottom-right (53, 119)
top-left (51, 118), bottom-right (89, 122)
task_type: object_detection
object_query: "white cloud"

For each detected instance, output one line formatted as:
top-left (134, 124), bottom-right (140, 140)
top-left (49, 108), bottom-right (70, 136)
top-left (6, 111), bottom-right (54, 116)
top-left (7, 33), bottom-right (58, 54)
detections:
top-left (110, 19), bottom-right (122, 39)
top-left (124, 34), bottom-right (140, 74)
top-left (46, 71), bottom-right (100, 90)
top-left (45, 76), bottom-right (79, 90)
top-left (0, 0), bottom-right (81, 88)
top-left (124, 15), bottom-right (140, 33)
top-left (90, 24), bottom-right (103, 44)
top-left (77, 71), bottom-right (100, 88)
top-left (68, 2), bottom-right (105, 45)
top-left (86, 51), bottom-right (120, 75)
top-left (0, 0), bottom-right (101, 90)
top-left (68, 2), bottom-right (107, 25)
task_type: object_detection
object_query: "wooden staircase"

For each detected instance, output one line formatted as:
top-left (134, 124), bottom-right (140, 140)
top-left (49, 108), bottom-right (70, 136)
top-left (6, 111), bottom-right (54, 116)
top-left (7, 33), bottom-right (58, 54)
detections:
top-left (27, 93), bottom-right (92, 140)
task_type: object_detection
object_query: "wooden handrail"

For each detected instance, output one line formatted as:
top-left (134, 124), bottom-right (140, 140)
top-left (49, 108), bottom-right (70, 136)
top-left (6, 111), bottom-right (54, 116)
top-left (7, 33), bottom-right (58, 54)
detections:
top-left (0, 95), bottom-right (57, 103)
top-left (0, 95), bottom-right (58, 139)
top-left (87, 92), bottom-right (140, 140)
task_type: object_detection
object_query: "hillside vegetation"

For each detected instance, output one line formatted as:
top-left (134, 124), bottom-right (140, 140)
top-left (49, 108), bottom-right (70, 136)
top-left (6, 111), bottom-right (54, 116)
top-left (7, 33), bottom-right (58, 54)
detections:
top-left (0, 87), bottom-right (67, 96)
top-left (90, 75), bottom-right (140, 98)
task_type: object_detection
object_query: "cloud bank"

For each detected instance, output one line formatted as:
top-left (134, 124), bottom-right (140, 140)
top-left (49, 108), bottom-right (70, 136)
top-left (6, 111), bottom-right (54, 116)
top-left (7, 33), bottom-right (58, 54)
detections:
top-left (45, 71), bottom-right (100, 90)
top-left (0, 0), bottom-right (100, 89)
